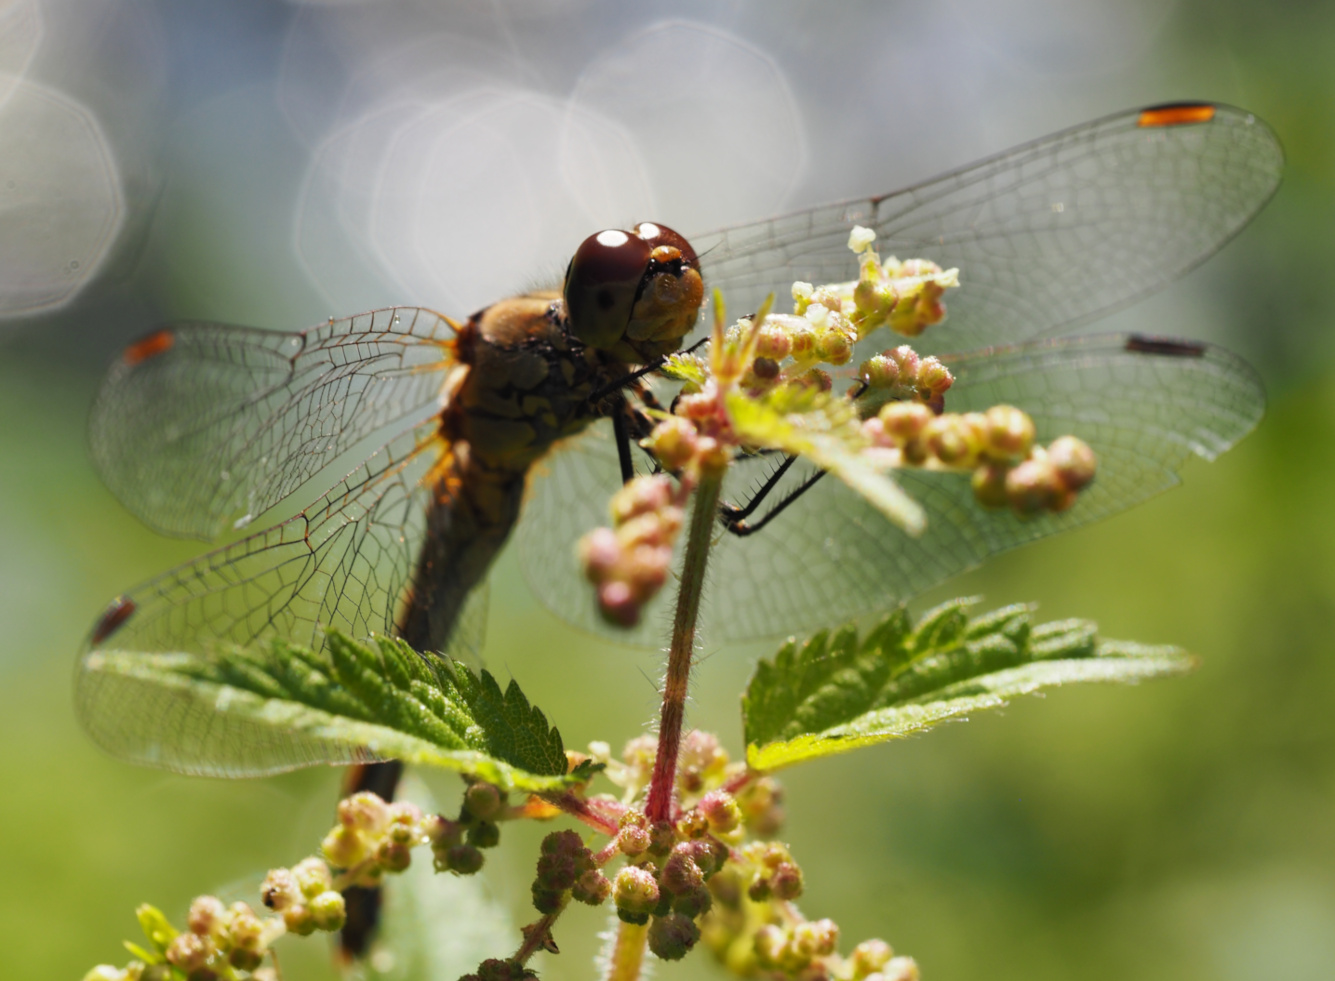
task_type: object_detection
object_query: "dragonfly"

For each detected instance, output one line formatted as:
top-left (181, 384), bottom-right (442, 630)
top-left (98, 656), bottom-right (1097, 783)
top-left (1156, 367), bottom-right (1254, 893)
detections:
top-left (79, 101), bottom-right (1280, 779)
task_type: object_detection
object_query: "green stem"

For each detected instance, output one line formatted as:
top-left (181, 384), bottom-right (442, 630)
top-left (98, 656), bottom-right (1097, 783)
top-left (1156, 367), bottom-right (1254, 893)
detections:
top-left (645, 469), bottom-right (723, 824)
top-left (604, 918), bottom-right (649, 981)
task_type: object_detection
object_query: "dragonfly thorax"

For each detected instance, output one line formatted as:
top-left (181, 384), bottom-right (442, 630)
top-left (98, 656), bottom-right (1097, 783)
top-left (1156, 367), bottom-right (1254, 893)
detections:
top-left (451, 292), bottom-right (619, 474)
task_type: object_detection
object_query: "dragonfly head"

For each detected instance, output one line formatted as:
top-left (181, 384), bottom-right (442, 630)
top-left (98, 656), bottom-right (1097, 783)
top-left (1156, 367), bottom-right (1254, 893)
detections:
top-left (563, 222), bottom-right (703, 363)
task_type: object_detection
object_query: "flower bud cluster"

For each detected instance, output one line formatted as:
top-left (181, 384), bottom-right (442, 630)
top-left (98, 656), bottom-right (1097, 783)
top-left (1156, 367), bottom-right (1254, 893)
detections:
top-left (858, 344), bottom-right (954, 413)
top-left (598, 730), bottom-right (737, 808)
top-left (261, 858), bottom-right (346, 938)
top-left (175, 896), bottom-right (285, 978)
top-left (754, 917), bottom-right (839, 975)
top-left (843, 226), bottom-right (958, 339)
top-left (699, 842), bottom-right (919, 981)
top-left (740, 841), bottom-right (804, 902)
top-left (427, 781), bottom-right (510, 875)
top-left (578, 473), bottom-right (686, 627)
top-left (864, 401), bottom-right (1098, 515)
top-left (84, 898), bottom-right (288, 981)
top-left (531, 829), bottom-right (608, 913)
top-left (457, 957), bottom-right (538, 981)
top-left (611, 833), bottom-right (731, 960)
top-left (318, 790), bottom-right (436, 886)
top-left (736, 775), bottom-right (786, 837)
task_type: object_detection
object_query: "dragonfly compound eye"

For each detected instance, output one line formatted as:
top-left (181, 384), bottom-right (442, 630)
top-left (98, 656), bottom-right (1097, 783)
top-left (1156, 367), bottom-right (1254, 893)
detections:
top-left (564, 228), bottom-right (653, 352)
top-left (564, 224), bottom-right (703, 362)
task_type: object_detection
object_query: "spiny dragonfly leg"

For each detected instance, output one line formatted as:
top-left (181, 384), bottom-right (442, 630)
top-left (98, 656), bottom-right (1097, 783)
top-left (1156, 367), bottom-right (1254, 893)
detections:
top-left (720, 463), bottom-right (829, 537)
top-left (719, 383), bottom-right (869, 535)
top-left (612, 391), bottom-right (663, 483)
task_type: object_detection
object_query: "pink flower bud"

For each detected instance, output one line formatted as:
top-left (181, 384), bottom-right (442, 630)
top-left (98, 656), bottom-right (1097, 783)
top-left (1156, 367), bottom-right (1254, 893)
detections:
top-left (755, 324), bottom-right (793, 360)
top-left (610, 475), bottom-right (674, 524)
top-left (579, 527), bottom-right (622, 583)
top-left (1048, 435), bottom-right (1097, 491)
top-left (598, 581), bottom-right (640, 627)
top-left (878, 401), bottom-right (933, 447)
top-left (915, 356), bottom-right (953, 397)
top-left (260, 868), bottom-right (301, 912)
top-left (187, 895), bottom-right (227, 938)
top-left (1005, 457), bottom-right (1059, 515)
top-left (166, 933), bottom-right (212, 973)
top-left (647, 912), bottom-right (700, 961)
top-left (887, 345), bottom-right (920, 379)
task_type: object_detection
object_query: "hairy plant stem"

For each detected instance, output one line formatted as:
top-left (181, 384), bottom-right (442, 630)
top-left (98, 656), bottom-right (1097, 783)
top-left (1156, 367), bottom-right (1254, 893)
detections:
top-left (605, 919), bottom-right (649, 981)
top-left (514, 900), bottom-right (567, 966)
top-left (645, 468), bottom-right (723, 824)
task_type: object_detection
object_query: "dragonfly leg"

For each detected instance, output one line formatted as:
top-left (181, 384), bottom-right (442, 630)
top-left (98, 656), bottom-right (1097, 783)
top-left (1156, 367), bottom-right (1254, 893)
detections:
top-left (612, 403), bottom-right (636, 484)
top-left (720, 466), bottom-right (829, 537)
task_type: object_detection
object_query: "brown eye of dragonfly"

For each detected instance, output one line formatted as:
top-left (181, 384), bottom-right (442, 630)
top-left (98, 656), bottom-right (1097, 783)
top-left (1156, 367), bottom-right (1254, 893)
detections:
top-left (563, 228), bottom-right (653, 350)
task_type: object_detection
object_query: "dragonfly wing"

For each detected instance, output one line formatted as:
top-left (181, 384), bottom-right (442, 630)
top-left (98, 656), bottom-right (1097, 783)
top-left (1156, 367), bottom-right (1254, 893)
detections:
top-left (694, 104), bottom-right (1283, 351)
top-left (90, 307), bottom-right (459, 539)
top-left (705, 333), bottom-right (1264, 641)
top-left (78, 419), bottom-right (451, 776)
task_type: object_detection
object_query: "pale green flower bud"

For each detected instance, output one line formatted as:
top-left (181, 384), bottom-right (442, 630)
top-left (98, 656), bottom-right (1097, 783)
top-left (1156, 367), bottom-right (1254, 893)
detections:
top-left (338, 791), bottom-right (390, 834)
top-left (321, 825), bottom-right (370, 870)
top-left (613, 865), bottom-right (660, 916)
top-left (971, 464), bottom-right (1010, 510)
top-left (282, 903), bottom-right (316, 936)
top-left (851, 938), bottom-right (894, 976)
top-left (292, 857), bottom-right (333, 899)
top-left (983, 405), bottom-right (1035, 462)
top-left (308, 890), bottom-right (347, 932)
top-left (465, 782), bottom-right (505, 821)
top-left (815, 329), bottom-right (853, 365)
top-left (924, 414), bottom-right (981, 467)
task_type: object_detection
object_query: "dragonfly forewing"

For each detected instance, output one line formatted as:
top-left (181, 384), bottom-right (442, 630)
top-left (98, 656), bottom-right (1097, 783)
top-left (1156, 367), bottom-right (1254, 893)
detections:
top-left (89, 307), bottom-right (458, 540)
top-left (694, 103), bottom-right (1282, 353)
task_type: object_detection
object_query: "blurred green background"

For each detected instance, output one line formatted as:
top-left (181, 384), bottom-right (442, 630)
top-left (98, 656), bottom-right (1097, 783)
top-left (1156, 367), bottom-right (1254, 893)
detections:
top-left (2, 1), bottom-right (1333, 979)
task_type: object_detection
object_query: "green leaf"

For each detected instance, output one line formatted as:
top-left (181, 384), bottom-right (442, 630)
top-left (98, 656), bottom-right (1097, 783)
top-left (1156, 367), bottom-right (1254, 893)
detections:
top-left (84, 631), bottom-right (592, 791)
top-left (743, 600), bottom-right (1196, 771)
top-left (725, 385), bottom-right (926, 534)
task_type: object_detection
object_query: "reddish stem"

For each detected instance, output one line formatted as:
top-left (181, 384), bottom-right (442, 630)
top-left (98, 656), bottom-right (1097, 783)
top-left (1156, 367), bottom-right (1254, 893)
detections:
top-left (645, 470), bottom-right (723, 823)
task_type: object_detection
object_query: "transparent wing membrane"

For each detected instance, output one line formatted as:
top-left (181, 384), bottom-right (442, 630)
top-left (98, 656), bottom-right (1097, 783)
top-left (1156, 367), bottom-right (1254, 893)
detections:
top-left (521, 334), bottom-right (1264, 644)
top-left (694, 104), bottom-right (1283, 352)
top-left (78, 420), bottom-right (448, 775)
top-left (90, 307), bottom-right (458, 539)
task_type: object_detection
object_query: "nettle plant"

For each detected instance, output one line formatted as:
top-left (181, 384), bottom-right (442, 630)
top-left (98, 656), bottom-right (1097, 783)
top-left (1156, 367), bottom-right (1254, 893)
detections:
top-left (86, 233), bottom-right (1224, 981)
